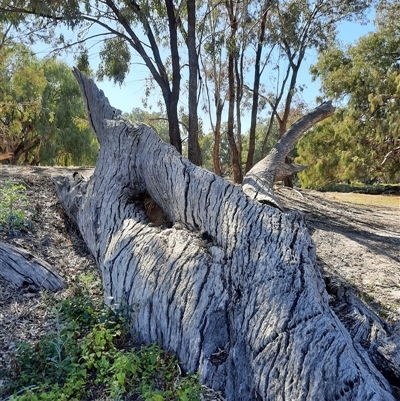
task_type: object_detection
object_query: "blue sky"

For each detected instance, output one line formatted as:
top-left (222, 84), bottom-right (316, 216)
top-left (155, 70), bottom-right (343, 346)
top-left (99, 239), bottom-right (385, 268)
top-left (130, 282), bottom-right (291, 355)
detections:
top-left (32, 15), bottom-right (375, 133)
top-left (103, 19), bottom-right (374, 111)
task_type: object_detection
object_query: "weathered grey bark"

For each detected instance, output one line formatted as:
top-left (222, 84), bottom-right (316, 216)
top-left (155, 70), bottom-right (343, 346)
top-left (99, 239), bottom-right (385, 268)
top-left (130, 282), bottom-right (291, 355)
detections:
top-left (0, 242), bottom-right (65, 291)
top-left (323, 271), bottom-right (400, 398)
top-left (242, 101), bottom-right (335, 210)
top-left (54, 69), bottom-right (399, 400)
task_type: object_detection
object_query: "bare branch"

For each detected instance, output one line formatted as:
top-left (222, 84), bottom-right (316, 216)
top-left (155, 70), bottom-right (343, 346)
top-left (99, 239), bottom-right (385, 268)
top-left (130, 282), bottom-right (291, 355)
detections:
top-left (381, 146), bottom-right (400, 165)
top-left (242, 101), bottom-right (335, 208)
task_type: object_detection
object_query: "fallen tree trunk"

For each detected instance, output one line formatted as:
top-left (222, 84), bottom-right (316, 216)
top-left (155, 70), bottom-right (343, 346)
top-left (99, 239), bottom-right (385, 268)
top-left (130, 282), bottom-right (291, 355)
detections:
top-left (0, 242), bottom-right (65, 291)
top-left (54, 69), bottom-right (399, 400)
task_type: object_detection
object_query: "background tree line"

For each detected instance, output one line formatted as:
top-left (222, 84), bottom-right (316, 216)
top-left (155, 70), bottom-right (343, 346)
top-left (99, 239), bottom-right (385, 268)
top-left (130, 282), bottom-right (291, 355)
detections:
top-left (0, 0), bottom-right (398, 187)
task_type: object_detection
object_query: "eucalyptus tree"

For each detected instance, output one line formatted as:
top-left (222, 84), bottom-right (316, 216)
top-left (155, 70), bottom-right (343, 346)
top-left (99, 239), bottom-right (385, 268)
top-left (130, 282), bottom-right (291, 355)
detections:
top-left (263, 0), bottom-right (372, 141)
top-left (0, 8), bottom-right (54, 52)
top-left (186, 0), bottom-right (202, 165)
top-left (200, 0), bottom-right (270, 182)
top-left (240, 0), bottom-right (372, 187)
top-left (244, 0), bottom-right (274, 173)
top-left (199, 0), bottom-right (229, 176)
top-left (198, 0), bottom-right (371, 181)
top-left (0, 43), bottom-right (46, 164)
top-left (224, 0), bottom-right (245, 183)
top-left (38, 59), bottom-right (100, 166)
top-left (0, 42), bottom-right (98, 165)
top-left (297, 0), bottom-right (400, 187)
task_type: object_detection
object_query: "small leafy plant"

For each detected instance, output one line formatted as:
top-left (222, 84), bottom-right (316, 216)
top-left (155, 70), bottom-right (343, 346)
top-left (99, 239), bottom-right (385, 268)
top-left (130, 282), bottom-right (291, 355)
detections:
top-left (0, 182), bottom-right (33, 234)
top-left (2, 273), bottom-right (202, 401)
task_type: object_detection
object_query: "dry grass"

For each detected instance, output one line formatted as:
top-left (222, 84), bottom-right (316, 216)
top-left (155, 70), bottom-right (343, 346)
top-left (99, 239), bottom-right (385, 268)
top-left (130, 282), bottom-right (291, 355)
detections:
top-left (322, 192), bottom-right (400, 208)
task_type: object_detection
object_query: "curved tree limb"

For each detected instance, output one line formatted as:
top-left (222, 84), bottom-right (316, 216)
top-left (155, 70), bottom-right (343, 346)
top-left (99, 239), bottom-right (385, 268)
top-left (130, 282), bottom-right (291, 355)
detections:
top-left (242, 101), bottom-right (335, 209)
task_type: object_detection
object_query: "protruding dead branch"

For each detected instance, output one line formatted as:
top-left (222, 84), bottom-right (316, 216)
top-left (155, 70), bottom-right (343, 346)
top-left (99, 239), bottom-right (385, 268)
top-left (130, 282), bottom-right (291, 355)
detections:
top-left (242, 101), bottom-right (335, 208)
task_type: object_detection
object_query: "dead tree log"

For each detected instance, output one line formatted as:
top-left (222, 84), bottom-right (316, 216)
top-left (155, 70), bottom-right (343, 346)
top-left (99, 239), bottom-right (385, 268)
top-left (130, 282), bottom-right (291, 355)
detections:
top-left (0, 242), bottom-right (65, 291)
top-left (54, 69), bottom-right (399, 400)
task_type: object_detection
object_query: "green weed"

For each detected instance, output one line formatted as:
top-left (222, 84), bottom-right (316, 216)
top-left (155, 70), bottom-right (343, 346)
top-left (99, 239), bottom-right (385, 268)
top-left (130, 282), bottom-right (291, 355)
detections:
top-left (0, 182), bottom-right (33, 234)
top-left (2, 274), bottom-right (202, 401)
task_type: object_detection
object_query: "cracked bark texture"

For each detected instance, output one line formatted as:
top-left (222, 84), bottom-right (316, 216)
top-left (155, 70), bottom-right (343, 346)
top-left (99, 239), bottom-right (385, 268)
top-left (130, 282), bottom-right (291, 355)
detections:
top-left (54, 69), bottom-right (397, 400)
top-left (0, 241), bottom-right (65, 291)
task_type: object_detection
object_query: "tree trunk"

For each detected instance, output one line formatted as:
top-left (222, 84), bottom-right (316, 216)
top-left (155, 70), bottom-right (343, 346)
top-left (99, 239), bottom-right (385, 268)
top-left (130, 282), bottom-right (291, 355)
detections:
top-left (186, 0), bottom-right (202, 166)
top-left (104, 0), bottom-right (182, 154)
top-left (234, 50), bottom-right (243, 165)
top-left (278, 58), bottom-right (303, 189)
top-left (54, 69), bottom-right (400, 401)
top-left (225, 0), bottom-right (243, 184)
top-left (212, 99), bottom-right (223, 176)
top-left (245, 3), bottom-right (269, 173)
top-left (164, 0), bottom-right (182, 155)
top-left (226, 51), bottom-right (243, 183)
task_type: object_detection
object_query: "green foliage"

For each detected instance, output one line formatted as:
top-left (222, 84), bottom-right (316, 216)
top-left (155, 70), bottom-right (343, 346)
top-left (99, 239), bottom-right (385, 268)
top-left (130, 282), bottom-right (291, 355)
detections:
top-left (0, 44), bottom-right (46, 164)
top-left (2, 274), bottom-right (202, 401)
top-left (198, 118), bottom-right (279, 175)
top-left (38, 59), bottom-right (99, 166)
top-left (299, 3), bottom-right (400, 188)
top-left (199, 130), bottom-right (231, 175)
top-left (97, 37), bottom-right (131, 85)
top-left (242, 119), bottom-right (279, 166)
top-left (124, 107), bottom-right (170, 143)
top-left (1, 0), bottom-right (373, 170)
top-left (0, 182), bottom-right (33, 233)
top-left (0, 42), bottom-right (98, 166)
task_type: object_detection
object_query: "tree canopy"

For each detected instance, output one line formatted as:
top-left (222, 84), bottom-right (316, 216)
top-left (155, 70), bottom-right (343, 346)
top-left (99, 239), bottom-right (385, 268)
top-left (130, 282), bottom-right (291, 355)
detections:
top-left (0, 0), bottom-right (373, 178)
top-left (2, 1), bottom-right (398, 186)
top-left (297, 1), bottom-right (400, 187)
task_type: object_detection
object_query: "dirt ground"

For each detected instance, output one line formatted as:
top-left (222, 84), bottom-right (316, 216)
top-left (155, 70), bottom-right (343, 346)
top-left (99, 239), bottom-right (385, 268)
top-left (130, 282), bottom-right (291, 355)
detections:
top-left (276, 186), bottom-right (400, 330)
top-left (0, 166), bottom-right (98, 388)
top-left (0, 166), bottom-right (399, 389)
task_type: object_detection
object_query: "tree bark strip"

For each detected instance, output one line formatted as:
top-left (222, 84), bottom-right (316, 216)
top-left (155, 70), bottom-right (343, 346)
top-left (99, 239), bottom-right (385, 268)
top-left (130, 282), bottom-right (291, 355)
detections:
top-left (54, 69), bottom-right (398, 400)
